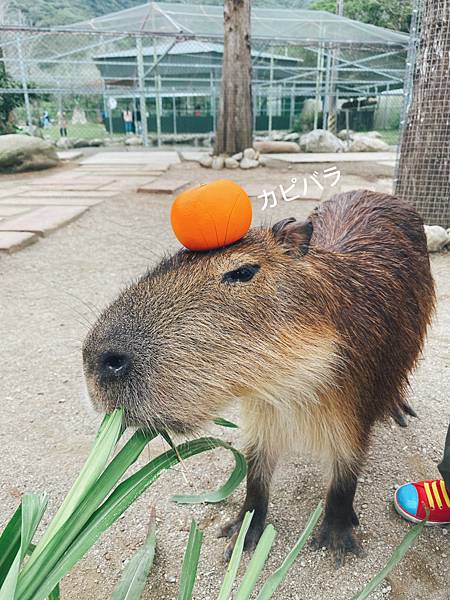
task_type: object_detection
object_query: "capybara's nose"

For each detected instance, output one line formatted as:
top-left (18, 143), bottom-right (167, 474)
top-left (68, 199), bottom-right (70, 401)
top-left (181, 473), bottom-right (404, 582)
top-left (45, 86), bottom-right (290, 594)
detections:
top-left (99, 351), bottom-right (132, 380)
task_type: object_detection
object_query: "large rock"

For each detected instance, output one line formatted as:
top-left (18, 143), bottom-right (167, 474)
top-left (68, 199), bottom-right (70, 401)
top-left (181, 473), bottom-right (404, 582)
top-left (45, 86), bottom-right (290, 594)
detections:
top-left (424, 225), bottom-right (450, 252)
top-left (299, 129), bottom-right (345, 153)
top-left (211, 155), bottom-right (225, 170)
top-left (240, 157), bottom-right (259, 169)
top-left (284, 132), bottom-right (300, 141)
top-left (125, 136), bottom-right (143, 146)
top-left (337, 129), bottom-right (354, 141)
top-left (72, 138), bottom-right (91, 148)
top-left (55, 138), bottom-right (73, 150)
top-left (243, 147), bottom-right (257, 160)
top-left (349, 135), bottom-right (389, 152)
top-left (254, 140), bottom-right (300, 154)
top-left (225, 157), bottom-right (239, 169)
top-left (0, 134), bottom-right (59, 173)
top-left (88, 138), bottom-right (105, 147)
top-left (199, 155), bottom-right (213, 168)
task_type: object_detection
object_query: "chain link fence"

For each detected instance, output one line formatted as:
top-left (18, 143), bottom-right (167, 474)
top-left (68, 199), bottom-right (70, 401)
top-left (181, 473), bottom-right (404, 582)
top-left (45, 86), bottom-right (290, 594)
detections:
top-left (0, 3), bottom-right (407, 149)
top-left (395, 0), bottom-right (450, 227)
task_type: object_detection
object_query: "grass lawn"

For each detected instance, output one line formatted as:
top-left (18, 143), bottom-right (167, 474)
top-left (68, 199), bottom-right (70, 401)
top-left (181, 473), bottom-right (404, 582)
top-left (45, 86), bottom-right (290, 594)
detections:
top-left (42, 122), bottom-right (122, 141)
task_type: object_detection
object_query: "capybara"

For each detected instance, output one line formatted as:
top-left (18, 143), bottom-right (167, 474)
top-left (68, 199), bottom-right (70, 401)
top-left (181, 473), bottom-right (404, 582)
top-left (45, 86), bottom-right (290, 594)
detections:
top-left (83, 190), bottom-right (435, 564)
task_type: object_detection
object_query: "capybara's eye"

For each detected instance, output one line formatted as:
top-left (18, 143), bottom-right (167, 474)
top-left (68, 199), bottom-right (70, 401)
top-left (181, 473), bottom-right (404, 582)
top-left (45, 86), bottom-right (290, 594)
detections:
top-left (222, 264), bottom-right (260, 284)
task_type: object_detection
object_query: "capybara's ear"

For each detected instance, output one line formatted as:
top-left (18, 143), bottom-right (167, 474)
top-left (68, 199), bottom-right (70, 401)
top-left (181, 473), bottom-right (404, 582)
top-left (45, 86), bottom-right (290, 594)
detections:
top-left (272, 218), bottom-right (313, 255)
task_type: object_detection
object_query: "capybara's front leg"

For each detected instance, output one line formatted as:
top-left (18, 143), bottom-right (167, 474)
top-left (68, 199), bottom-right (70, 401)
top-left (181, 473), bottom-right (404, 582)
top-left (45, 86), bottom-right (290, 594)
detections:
top-left (220, 446), bottom-right (276, 560)
top-left (312, 461), bottom-right (363, 567)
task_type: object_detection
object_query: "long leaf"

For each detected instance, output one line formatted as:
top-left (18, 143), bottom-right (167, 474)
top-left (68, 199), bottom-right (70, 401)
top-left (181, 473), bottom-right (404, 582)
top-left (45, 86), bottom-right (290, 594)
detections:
top-left (235, 525), bottom-right (277, 600)
top-left (28, 409), bottom-right (123, 567)
top-left (213, 418), bottom-right (239, 429)
top-left (0, 494), bottom-right (47, 600)
top-left (16, 428), bottom-right (156, 600)
top-left (256, 501), bottom-right (323, 600)
top-left (177, 521), bottom-right (204, 600)
top-left (217, 511), bottom-right (254, 600)
top-left (18, 437), bottom-right (243, 600)
top-left (110, 508), bottom-right (157, 600)
top-left (0, 505), bottom-right (22, 587)
top-left (171, 443), bottom-right (246, 504)
top-left (350, 518), bottom-right (426, 600)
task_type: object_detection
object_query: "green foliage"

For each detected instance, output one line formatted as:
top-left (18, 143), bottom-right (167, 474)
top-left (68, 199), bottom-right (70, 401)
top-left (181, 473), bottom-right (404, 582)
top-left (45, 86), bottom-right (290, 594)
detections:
top-left (110, 510), bottom-right (156, 600)
top-left (311, 0), bottom-right (412, 32)
top-left (0, 59), bottom-right (24, 134)
top-left (0, 410), bottom-right (247, 600)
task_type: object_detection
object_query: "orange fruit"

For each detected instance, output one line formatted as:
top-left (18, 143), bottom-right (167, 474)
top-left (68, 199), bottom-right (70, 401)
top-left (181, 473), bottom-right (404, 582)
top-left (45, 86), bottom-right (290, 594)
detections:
top-left (170, 179), bottom-right (252, 251)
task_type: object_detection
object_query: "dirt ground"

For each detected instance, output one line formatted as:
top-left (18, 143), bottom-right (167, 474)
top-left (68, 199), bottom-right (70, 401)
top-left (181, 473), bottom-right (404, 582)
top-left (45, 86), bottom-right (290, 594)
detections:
top-left (0, 158), bottom-right (449, 600)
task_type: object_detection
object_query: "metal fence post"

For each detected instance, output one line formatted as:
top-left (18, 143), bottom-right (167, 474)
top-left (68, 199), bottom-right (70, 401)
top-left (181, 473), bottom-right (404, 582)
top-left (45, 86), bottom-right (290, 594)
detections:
top-left (16, 32), bottom-right (33, 134)
top-left (136, 34), bottom-right (149, 147)
top-left (268, 51), bottom-right (274, 134)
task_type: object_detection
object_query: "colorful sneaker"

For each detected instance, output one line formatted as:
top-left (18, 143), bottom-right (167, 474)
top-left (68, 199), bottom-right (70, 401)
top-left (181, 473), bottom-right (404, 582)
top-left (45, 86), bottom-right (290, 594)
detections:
top-left (394, 479), bottom-right (450, 525)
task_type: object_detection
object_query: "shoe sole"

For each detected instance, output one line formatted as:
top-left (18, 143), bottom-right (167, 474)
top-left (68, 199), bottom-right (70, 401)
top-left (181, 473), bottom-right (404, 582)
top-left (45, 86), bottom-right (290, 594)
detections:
top-left (394, 494), bottom-right (450, 526)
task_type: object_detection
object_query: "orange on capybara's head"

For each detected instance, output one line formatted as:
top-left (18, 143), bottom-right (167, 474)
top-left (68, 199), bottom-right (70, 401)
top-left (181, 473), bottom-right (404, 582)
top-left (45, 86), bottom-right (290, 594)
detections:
top-left (170, 179), bottom-right (252, 251)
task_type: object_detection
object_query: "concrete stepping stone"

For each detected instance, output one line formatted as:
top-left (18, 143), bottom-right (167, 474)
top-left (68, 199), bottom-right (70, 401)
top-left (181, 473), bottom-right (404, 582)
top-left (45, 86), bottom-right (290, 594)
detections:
top-left (16, 190), bottom-right (118, 199)
top-left (57, 150), bottom-right (83, 161)
top-left (0, 187), bottom-right (29, 199)
top-left (99, 177), bottom-right (157, 191)
top-left (27, 182), bottom-right (115, 191)
top-left (181, 151), bottom-right (209, 162)
top-left (0, 196), bottom-right (104, 207)
top-left (0, 231), bottom-right (38, 253)
top-left (137, 179), bottom-right (191, 194)
top-left (78, 165), bottom-right (168, 174)
top-left (33, 175), bottom-right (114, 185)
top-left (80, 151), bottom-right (180, 167)
top-left (0, 205), bottom-right (34, 217)
top-left (0, 206), bottom-right (88, 237)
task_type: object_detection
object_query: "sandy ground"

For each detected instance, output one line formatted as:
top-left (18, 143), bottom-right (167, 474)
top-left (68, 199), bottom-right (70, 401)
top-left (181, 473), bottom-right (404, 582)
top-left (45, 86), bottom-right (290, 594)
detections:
top-left (0, 159), bottom-right (449, 600)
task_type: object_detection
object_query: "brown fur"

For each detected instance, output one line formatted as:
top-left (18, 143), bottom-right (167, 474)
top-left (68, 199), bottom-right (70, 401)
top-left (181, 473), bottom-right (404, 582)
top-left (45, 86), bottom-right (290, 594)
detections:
top-left (83, 190), bottom-right (435, 564)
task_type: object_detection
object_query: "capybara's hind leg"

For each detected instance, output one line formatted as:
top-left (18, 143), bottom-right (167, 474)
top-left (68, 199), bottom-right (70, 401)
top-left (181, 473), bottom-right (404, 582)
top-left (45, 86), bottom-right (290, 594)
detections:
top-left (312, 461), bottom-right (363, 567)
top-left (219, 446), bottom-right (277, 560)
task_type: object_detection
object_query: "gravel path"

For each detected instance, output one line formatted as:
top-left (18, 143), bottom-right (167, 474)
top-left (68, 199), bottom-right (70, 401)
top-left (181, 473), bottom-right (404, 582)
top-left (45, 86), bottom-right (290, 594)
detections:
top-left (0, 161), bottom-right (448, 600)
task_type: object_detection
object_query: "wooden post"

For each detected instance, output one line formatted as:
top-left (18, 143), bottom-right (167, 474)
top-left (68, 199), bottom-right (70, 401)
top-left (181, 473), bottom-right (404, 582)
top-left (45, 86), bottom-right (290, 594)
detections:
top-left (214, 0), bottom-right (253, 155)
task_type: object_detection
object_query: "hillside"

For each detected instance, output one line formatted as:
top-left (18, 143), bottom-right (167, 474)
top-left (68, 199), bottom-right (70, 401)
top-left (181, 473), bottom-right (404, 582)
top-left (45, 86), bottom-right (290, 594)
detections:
top-left (9, 0), bottom-right (313, 28)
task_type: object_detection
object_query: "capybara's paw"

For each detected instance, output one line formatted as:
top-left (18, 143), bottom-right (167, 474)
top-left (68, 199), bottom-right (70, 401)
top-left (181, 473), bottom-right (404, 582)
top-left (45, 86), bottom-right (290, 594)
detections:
top-left (219, 516), bottom-right (264, 561)
top-left (311, 520), bottom-right (365, 568)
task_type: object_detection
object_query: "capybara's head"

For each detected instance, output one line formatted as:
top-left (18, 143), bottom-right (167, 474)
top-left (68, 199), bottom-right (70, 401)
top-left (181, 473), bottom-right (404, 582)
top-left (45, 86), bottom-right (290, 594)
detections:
top-left (83, 218), bottom-right (318, 433)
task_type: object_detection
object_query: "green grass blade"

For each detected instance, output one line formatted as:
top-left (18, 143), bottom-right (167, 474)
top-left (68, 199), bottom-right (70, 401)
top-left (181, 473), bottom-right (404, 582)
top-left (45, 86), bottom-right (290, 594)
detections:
top-left (18, 437), bottom-right (239, 600)
top-left (110, 508), bottom-right (157, 600)
top-left (16, 428), bottom-right (157, 600)
top-left (0, 504), bottom-right (22, 587)
top-left (177, 521), bottom-right (204, 600)
top-left (48, 584), bottom-right (60, 600)
top-left (235, 525), bottom-right (277, 600)
top-left (213, 418), bottom-right (239, 429)
top-left (0, 494), bottom-right (47, 600)
top-left (256, 501), bottom-right (323, 600)
top-left (217, 511), bottom-right (254, 600)
top-left (28, 409), bottom-right (123, 566)
top-left (350, 518), bottom-right (427, 600)
top-left (171, 444), bottom-right (246, 504)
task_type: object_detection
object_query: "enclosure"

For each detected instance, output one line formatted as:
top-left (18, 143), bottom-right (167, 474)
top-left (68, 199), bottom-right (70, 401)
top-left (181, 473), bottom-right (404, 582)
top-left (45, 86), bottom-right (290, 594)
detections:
top-left (0, 2), bottom-right (408, 144)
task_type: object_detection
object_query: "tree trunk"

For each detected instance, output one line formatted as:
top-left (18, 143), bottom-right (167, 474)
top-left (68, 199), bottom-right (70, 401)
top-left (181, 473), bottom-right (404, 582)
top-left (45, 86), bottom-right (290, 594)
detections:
top-left (395, 0), bottom-right (450, 227)
top-left (214, 0), bottom-right (253, 155)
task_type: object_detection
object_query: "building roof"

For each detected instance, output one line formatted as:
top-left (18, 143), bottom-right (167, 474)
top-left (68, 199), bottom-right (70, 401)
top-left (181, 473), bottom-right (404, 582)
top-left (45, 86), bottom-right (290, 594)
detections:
top-left (94, 40), bottom-right (302, 62)
top-left (67, 2), bottom-right (409, 47)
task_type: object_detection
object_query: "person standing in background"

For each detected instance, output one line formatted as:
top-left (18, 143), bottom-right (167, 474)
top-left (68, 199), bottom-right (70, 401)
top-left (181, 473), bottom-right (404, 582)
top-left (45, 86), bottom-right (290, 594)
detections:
top-left (122, 108), bottom-right (133, 135)
top-left (58, 111), bottom-right (68, 137)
